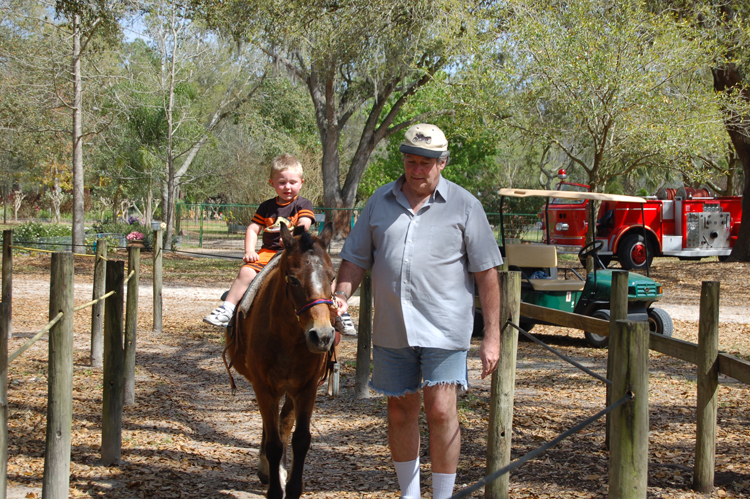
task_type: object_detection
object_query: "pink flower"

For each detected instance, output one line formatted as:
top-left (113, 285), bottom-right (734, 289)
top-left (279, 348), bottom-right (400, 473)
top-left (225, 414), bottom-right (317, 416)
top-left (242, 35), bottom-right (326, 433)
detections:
top-left (126, 231), bottom-right (145, 241)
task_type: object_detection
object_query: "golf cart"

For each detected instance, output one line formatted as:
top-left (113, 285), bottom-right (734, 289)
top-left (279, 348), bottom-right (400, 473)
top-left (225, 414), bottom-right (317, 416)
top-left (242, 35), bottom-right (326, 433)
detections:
top-left (475, 188), bottom-right (673, 348)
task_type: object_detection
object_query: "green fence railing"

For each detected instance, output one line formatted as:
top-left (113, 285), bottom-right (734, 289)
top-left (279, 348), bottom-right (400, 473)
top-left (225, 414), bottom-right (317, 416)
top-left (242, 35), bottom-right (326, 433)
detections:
top-left (175, 203), bottom-right (541, 249)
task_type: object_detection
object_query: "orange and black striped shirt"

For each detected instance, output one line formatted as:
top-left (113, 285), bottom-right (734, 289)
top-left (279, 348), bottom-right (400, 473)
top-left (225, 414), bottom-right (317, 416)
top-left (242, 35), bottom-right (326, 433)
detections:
top-left (252, 196), bottom-right (315, 251)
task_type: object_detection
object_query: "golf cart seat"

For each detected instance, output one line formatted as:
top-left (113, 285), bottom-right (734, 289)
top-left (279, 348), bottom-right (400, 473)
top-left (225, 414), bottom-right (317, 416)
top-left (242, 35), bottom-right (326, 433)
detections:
top-left (505, 244), bottom-right (586, 292)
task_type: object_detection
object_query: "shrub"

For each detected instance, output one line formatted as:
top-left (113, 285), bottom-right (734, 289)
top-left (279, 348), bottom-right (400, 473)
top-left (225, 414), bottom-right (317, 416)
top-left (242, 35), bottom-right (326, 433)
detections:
top-left (14, 222), bottom-right (72, 241)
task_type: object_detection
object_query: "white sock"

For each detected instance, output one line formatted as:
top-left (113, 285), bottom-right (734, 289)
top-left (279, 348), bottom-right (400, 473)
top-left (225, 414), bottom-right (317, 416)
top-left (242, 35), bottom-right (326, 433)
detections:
top-left (222, 301), bottom-right (236, 313)
top-left (394, 458), bottom-right (420, 499)
top-left (432, 472), bottom-right (456, 499)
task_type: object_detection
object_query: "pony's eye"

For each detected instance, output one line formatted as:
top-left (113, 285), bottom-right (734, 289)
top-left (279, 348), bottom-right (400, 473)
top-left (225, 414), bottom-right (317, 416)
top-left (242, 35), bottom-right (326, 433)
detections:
top-left (287, 275), bottom-right (301, 287)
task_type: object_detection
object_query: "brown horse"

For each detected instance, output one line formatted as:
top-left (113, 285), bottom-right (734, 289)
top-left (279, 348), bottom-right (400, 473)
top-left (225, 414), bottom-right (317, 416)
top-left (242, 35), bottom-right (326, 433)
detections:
top-left (226, 222), bottom-right (337, 499)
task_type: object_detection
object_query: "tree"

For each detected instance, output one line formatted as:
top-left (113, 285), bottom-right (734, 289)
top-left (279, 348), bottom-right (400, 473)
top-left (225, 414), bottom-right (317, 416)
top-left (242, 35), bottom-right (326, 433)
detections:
top-left (471, 0), bottom-right (728, 257)
top-left (194, 0), bottom-right (490, 236)
top-left (54, 0), bottom-right (133, 250)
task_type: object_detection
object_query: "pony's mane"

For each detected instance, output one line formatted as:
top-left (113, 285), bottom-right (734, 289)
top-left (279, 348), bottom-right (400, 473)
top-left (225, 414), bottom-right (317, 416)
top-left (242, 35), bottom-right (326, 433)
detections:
top-left (298, 231), bottom-right (315, 252)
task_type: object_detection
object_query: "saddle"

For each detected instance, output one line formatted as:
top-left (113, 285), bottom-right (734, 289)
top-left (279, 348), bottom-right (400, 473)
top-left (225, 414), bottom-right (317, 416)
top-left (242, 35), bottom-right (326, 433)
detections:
top-left (222, 252), bottom-right (341, 393)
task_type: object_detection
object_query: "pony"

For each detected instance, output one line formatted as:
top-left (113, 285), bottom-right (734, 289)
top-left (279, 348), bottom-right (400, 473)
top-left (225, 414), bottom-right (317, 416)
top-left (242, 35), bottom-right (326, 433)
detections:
top-left (225, 222), bottom-right (337, 499)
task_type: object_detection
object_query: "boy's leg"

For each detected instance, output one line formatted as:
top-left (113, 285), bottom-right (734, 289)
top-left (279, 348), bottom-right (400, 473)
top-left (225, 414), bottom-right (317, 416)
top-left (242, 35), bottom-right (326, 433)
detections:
top-left (204, 265), bottom-right (257, 327)
top-left (225, 265), bottom-right (257, 305)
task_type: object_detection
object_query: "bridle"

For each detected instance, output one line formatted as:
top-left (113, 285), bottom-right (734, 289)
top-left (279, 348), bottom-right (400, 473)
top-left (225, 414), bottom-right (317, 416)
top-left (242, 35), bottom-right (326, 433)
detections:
top-left (285, 274), bottom-right (335, 319)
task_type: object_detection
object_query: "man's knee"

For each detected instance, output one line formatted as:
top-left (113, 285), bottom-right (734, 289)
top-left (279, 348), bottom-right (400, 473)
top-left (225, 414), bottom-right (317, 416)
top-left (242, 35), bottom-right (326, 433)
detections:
top-left (388, 393), bottom-right (421, 427)
top-left (423, 384), bottom-right (458, 424)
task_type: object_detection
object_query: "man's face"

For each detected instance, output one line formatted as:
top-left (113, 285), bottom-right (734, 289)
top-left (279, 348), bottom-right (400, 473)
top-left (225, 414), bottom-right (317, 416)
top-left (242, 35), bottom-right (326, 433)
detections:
top-left (402, 153), bottom-right (446, 197)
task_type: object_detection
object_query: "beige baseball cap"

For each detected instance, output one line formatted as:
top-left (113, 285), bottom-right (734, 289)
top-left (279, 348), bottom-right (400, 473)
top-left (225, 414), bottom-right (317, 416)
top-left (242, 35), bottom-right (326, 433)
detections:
top-left (399, 123), bottom-right (448, 158)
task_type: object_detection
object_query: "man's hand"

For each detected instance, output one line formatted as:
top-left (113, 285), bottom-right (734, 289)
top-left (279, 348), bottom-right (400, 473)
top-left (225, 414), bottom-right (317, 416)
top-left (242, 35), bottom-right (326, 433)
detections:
top-left (243, 251), bottom-right (259, 263)
top-left (478, 326), bottom-right (501, 379)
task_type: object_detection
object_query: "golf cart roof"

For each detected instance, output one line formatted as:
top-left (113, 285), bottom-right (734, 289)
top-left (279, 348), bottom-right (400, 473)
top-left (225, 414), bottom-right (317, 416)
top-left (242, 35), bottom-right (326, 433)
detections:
top-left (497, 188), bottom-right (647, 204)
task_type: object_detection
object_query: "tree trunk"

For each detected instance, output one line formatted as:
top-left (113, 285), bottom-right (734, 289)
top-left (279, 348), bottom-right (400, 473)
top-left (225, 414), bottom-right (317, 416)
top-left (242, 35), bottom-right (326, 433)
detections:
top-left (71, 14), bottom-right (85, 252)
top-left (713, 65), bottom-right (750, 262)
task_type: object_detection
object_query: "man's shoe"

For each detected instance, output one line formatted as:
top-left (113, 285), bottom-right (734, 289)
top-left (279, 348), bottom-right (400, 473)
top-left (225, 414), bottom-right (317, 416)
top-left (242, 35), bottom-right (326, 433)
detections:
top-left (203, 306), bottom-right (232, 327)
top-left (340, 312), bottom-right (357, 336)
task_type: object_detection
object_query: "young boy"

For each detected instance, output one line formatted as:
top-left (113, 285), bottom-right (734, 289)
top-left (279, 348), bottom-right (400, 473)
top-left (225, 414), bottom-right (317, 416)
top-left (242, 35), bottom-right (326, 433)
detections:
top-left (203, 153), bottom-right (358, 335)
top-left (203, 153), bottom-right (315, 327)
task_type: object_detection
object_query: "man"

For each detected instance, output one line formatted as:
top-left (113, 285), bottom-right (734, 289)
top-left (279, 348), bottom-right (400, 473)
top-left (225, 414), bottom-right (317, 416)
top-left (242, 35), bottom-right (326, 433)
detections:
top-left (333, 124), bottom-right (503, 499)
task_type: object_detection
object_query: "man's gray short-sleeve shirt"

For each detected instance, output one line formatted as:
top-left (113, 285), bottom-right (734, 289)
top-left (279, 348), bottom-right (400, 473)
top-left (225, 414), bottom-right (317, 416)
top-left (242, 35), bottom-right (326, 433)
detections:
top-left (340, 175), bottom-right (503, 350)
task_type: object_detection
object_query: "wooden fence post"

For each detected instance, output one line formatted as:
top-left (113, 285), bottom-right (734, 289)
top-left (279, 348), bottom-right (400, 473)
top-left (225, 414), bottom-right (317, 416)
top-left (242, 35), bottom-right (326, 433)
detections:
top-left (693, 281), bottom-right (720, 493)
top-left (0, 294), bottom-right (7, 499)
top-left (41, 253), bottom-right (74, 499)
top-left (152, 230), bottom-right (162, 333)
top-left (609, 320), bottom-right (649, 499)
top-left (486, 270), bottom-right (520, 499)
top-left (606, 270), bottom-right (629, 450)
top-left (124, 247), bottom-right (140, 406)
top-left (2, 230), bottom-right (11, 341)
top-left (90, 240), bottom-right (107, 369)
top-left (354, 272), bottom-right (372, 399)
top-left (102, 260), bottom-right (124, 466)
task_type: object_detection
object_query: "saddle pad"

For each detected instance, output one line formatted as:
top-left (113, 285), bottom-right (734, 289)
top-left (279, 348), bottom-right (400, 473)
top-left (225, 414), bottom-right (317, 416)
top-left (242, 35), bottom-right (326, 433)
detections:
top-left (238, 251), bottom-right (283, 316)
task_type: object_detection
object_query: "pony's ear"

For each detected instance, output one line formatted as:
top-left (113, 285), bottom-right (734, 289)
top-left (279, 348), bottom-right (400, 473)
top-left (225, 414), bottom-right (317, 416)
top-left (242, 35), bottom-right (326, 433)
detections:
top-left (280, 223), bottom-right (296, 250)
top-left (292, 225), bottom-right (306, 236)
top-left (317, 222), bottom-right (333, 249)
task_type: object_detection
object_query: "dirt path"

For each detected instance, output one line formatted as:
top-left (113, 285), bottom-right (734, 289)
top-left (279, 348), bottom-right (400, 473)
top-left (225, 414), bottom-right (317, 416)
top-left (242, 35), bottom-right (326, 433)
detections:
top-left (5, 256), bottom-right (750, 498)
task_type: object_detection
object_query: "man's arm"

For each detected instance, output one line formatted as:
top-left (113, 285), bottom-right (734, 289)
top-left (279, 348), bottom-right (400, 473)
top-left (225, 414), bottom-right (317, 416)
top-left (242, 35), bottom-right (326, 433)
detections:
top-left (475, 268), bottom-right (501, 379)
top-left (333, 260), bottom-right (368, 314)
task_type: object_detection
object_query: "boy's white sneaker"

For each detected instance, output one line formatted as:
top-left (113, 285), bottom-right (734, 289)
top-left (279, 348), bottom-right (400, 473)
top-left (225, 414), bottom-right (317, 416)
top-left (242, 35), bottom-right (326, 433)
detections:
top-left (203, 306), bottom-right (232, 327)
top-left (340, 312), bottom-right (357, 336)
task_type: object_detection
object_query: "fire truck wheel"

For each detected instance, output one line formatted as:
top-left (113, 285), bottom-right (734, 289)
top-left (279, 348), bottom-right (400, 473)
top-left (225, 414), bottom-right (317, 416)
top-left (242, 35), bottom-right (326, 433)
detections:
top-left (584, 309), bottom-right (610, 348)
top-left (648, 307), bottom-right (674, 337)
top-left (617, 233), bottom-right (653, 270)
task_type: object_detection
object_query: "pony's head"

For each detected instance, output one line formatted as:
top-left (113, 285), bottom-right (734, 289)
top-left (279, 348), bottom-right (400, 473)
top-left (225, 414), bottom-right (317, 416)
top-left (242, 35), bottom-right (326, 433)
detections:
top-left (280, 222), bottom-right (337, 353)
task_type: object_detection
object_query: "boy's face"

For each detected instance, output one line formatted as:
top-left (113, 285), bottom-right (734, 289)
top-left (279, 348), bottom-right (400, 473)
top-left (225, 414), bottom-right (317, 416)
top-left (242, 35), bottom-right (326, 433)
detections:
top-left (270, 170), bottom-right (304, 203)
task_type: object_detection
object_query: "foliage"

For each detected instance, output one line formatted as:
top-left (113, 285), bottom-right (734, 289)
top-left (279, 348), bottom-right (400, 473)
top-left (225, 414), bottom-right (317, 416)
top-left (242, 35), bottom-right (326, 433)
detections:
top-left (13, 222), bottom-right (72, 241)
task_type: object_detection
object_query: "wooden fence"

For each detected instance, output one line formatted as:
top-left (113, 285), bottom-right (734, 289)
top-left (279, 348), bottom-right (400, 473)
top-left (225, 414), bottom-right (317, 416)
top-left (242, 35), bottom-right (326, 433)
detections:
top-left (354, 269), bottom-right (750, 499)
top-left (0, 229), bottom-right (164, 499)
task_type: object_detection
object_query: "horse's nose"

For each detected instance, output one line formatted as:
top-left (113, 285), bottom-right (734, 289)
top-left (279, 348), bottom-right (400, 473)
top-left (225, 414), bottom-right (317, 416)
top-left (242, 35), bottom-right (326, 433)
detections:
top-left (306, 326), bottom-right (335, 353)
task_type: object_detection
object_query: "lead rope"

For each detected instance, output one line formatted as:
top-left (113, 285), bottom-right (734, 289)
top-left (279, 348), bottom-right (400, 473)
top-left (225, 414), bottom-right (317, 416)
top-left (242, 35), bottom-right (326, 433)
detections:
top-left (222, 310), bottom-right (240, 394)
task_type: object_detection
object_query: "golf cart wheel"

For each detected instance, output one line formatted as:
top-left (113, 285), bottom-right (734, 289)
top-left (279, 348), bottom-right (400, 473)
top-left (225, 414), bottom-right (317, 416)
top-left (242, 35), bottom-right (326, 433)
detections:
top-left (617, 233), bottom-right (653, 271)
top-left (584, 309), bottom-right (610, 348)
top-left (718, 254), bottom-right (731, 263)
top-left (648, 307), bottom-right (674, 337)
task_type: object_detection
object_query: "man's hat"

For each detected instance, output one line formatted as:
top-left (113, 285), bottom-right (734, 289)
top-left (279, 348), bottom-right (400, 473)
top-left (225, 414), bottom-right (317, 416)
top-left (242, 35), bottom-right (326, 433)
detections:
top-left (399, 124), bottom-right (448, 158)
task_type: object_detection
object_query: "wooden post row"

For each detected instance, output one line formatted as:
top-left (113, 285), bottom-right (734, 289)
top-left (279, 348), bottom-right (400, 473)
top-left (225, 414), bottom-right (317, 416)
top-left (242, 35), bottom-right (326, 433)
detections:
top-left (90, 240), bottom-right (107, 369)
top-left (102, 261), bottom-right (124, 466)
top-left (693, 281), bottom-right (720, 493)
top-left (609, 320), bottom-right (649, 499)
top-left (41, 253), bottom-right (74, 499)
top-left (354, 272), bottom-right (372, 399)
top-left (124, 247), bottom-right (140, 406)
top-left (152, 229), bottom-right (163, 333)
top-left (486, 270), bottom-right (521, 499)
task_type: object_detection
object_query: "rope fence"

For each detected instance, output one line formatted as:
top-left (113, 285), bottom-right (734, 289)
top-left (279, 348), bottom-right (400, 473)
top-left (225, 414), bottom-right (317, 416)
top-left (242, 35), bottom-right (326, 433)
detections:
top-left (504, 321), bottom-right (612, 385)
top-left (450, 393), bottom-right (635, 499)
top-left (7, 312), bottom-right (63, 365)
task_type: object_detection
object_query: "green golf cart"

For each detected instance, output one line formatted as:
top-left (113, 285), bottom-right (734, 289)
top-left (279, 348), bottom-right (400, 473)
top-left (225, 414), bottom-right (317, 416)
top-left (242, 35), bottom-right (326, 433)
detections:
top-left (475, 188), bottom-right (673, 348)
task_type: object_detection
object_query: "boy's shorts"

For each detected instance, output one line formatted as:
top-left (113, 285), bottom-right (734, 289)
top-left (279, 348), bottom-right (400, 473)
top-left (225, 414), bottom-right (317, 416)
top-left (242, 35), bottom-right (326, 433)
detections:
top-left (242, 248), bottom-right (279, 272)
top-left (370, 345), bottom-right (469, 397)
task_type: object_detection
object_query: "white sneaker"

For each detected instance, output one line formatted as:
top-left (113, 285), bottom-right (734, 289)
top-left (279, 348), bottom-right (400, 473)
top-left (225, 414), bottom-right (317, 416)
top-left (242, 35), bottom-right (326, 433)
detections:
top-left (340, 312), bottom-right (357, 336)
top-left (203, 306), bottom-right (232, 327)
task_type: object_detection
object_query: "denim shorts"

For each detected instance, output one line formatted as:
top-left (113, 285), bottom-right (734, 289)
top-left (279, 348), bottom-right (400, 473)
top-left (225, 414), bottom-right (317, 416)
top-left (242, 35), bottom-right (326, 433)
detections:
top-left (369, 345), bottom-right (469, 397)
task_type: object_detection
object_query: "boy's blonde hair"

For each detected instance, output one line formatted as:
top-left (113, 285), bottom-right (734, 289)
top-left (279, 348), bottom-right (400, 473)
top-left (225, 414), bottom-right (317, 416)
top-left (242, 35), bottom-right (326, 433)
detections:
top-left (270, 154), bottom-right (304, 179)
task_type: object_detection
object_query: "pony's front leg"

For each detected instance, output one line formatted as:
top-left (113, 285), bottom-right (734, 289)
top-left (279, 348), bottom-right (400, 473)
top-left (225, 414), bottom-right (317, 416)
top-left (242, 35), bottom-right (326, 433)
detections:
top-left (285, 391), bottom-right (316, 499)
top-left (256, 393), bottom-right (285, 499)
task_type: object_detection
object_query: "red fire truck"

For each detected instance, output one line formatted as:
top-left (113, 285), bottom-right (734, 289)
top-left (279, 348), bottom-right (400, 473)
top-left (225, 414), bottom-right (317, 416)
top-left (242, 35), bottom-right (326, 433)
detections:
top-left (540, 182), bottom-right (743, 270)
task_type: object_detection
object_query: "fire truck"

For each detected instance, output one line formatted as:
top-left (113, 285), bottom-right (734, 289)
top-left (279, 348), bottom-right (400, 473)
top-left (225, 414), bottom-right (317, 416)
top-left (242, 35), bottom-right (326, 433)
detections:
top-left (540, 182), bottom-right (743, 270)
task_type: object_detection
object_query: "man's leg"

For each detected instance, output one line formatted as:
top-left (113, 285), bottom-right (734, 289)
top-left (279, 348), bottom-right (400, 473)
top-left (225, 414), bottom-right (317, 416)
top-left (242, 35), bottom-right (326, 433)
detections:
top-left (423, 384), bottom-right (460, 499)
top-left (388, 393), bottom-right (422, 498)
